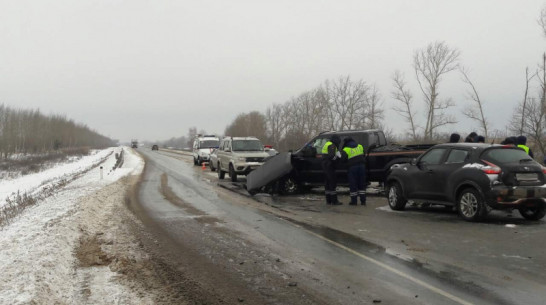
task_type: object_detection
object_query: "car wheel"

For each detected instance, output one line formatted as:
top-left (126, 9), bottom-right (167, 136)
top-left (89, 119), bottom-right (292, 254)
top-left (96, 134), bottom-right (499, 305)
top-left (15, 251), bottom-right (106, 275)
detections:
top-left (518, 206), bottom-right (546, 220)
top-left (229, 164), bottom-right (237, 182)
top-left (278, 175), bottom-right (300, 195)
top-left (210, 160), bottom-right (216, 172)
top-left (457, 188), bottom-right (487, 221)
top-left (218, 162), bottom-right (225, 179)
top-left (387, 182), bottom-right (407, 210)
top-left (193, 157), bottom-right (198, 165)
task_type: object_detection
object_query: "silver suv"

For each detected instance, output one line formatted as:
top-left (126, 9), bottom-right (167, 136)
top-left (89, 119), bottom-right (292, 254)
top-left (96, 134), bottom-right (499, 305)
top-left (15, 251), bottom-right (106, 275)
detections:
top-left (216, 137), bottom-right (269, 182)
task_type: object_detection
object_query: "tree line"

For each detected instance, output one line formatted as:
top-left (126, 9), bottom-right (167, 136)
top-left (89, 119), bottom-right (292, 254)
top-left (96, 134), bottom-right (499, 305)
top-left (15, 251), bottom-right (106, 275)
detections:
top-left (220, 20), bottom-right (546, 162)
top-left (0, 104), bottom-right (115, 158)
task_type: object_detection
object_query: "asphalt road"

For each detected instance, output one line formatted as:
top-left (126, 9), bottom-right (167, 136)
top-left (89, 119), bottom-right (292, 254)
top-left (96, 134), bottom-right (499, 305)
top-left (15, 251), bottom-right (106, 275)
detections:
top-left (132, 148), bottom-right (546, 305)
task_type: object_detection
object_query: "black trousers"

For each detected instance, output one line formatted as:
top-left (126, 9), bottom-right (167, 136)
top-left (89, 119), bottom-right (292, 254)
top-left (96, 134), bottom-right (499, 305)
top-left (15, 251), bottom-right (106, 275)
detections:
top-left (322, 161), bottom-right (337, 203)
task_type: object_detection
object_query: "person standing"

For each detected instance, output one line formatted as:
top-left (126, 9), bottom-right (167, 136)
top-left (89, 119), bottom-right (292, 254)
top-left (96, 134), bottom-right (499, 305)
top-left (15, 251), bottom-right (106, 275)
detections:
top-left (448, 133), bottom-right (461, 143)
top-left (341, 137), bottom-right (366, 206)
top-left (516, 135), bottom-right (534, 158)
top-left (322, 135), bottom-right (342, 205)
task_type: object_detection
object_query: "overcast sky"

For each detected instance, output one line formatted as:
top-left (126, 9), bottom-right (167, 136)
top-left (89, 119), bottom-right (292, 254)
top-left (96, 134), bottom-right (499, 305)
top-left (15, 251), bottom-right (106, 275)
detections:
top-left (1, 0), bottom-right (545, 143)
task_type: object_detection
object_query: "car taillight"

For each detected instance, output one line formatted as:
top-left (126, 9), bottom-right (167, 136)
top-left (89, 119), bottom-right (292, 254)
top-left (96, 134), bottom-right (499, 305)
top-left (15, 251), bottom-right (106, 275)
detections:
top-left (542, 166), bottom-right (546, 174)
top-left (480, 160), bottom-right (501, 174)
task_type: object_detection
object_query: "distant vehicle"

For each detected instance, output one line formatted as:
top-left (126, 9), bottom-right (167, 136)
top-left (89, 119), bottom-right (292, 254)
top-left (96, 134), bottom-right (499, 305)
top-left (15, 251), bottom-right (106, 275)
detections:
top-left (131, 139), bottom-right (138, 149)
top-left (209, 148), bottom-right (218, 171)
top-left (151, 145), bottom-right (159, 151)
top-left (193, 135), bottom-right (220, 165)
top-left (386, 143), bottom-right (546, 221)
top-left (216, 137), bottom-right (270, 182)
top-left (247, 129), bottom-right (434, 194)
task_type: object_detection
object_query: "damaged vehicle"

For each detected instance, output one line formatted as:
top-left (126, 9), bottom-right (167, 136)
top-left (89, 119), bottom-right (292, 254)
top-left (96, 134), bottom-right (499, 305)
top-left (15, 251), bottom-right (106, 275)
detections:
top-left (385, 143), bottom-right (546, 221)
top-left (246, 129), bottom-right (434, 194)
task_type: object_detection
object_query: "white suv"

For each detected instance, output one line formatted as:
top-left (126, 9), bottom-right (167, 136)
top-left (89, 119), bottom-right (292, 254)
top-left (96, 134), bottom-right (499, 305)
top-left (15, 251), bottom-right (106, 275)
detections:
top-left (216, 137), bottom-right (269, 182)
top-left (193, 135), bottom-right (220, 165)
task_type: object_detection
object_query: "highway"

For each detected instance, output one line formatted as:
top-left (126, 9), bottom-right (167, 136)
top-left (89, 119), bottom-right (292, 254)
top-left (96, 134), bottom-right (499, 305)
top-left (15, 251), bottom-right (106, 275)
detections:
top-left (129, 148), bottom-right (546, 305)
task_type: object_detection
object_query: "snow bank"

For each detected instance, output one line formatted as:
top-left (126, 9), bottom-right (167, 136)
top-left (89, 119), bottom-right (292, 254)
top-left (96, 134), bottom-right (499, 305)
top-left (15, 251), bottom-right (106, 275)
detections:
top-left (0, 147), bottom-right (145, 304)
top-left (0, 148), bottom-right (115, 208)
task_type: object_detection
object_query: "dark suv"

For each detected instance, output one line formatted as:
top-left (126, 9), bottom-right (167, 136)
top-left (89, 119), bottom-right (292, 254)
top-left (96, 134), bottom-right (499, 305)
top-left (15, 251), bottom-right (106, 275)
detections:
top-left (386, 143), bottom-right (546, 221)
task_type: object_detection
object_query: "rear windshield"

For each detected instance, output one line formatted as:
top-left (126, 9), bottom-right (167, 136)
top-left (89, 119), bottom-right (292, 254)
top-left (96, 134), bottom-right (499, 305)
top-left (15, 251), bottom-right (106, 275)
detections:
top-left (199, 140), bottom-right (219, 148)
top-left (232, 140), bottom-right (264, 151)
top-left (481, 148), bottom-right (533, 164)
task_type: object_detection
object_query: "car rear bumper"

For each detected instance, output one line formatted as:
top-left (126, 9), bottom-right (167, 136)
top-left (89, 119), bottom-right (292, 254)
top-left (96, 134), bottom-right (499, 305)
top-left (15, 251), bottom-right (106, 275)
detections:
top-left (486, 185), bottom-right (546, 208)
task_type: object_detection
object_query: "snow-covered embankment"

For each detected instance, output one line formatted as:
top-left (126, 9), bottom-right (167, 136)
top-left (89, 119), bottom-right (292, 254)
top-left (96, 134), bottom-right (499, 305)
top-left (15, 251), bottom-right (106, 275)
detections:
top-left (0, 147), bottom-right (149, 304)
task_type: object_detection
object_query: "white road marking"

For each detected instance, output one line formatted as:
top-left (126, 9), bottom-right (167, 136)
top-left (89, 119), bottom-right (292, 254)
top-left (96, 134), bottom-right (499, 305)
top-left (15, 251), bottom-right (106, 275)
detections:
top-left (298, 225), bottom-right (474, 305)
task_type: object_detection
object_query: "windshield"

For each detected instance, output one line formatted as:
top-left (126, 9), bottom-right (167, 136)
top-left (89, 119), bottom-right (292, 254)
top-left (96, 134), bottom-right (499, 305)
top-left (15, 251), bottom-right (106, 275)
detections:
top-left (232, 140), bottom-right (264, 151)
top-left (481, 148), bottom-right (533, 164)
top-left (199, 140), bottom-right (219, 149)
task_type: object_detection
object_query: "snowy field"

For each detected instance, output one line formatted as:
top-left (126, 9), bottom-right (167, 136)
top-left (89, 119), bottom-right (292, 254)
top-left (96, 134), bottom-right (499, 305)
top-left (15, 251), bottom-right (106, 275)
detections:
top-left (0, 148), bottom-right (114, 208)
top-left (0, 147), bottom-right (147, 304)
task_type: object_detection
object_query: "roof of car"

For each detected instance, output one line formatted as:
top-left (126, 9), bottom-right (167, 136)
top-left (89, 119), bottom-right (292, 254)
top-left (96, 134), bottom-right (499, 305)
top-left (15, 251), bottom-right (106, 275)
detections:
top-left (433, 143), bottom-right (517, 149)
top-left (318, 129), bottom-right (381, 136)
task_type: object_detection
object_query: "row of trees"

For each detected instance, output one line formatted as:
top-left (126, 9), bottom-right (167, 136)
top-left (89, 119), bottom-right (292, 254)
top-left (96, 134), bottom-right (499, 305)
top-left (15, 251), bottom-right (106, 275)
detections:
top-left (0, 104), bottom-right (115, 158)
top-left (224, 76), bottom-right (385, 152)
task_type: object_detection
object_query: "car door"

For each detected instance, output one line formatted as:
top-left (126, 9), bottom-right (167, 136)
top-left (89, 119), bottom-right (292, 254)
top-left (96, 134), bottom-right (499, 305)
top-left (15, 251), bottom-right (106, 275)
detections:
top-left (437, 148), bottom-right (470, 201)
top-left (410, 148), bottom-right (448, 200)
top-left (294, 136), bottom-right (330, 184)
top-left (218, 139), bottom-right (229, 171)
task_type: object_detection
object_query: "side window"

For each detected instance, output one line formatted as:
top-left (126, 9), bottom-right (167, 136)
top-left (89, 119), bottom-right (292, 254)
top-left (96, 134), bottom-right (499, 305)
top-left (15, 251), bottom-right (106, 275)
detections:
top-left (446, 149), bottom-right (469, 164)
top-left (311, 137), bottom-right (330, 153)
top-left (193, 140), bottom-right (197, 149)
top-left (420, 148), bottom-right (447, 165)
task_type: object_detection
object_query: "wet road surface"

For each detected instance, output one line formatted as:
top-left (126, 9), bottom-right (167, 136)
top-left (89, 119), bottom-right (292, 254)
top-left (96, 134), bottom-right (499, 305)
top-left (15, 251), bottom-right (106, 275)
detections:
top-left (132, 148), bottom-right (546, 304)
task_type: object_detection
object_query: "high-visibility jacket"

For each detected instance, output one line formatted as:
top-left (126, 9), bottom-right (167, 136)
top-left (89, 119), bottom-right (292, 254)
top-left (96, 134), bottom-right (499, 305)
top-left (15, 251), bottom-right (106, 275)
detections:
top-left (343, 144), bottom-right (364, 159)
top-left (322, 141), bottom-right (334, 154)
top-left (518, 144), bottom-right (530, 155)
top-left (342, 144), bottom-right (365, 166)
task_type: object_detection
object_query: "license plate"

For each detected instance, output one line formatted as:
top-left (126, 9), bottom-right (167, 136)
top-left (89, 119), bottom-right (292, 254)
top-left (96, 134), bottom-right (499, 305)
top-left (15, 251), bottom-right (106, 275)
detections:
top-left (516, 173), bottom-right (538, 181)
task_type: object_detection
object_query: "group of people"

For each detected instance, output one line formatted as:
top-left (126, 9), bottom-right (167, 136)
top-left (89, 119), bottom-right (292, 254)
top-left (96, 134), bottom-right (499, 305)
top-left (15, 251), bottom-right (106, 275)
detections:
top-left (449, 132), bottom-right (535, 158)
top-left (321, 135), bottom-right (367, 206)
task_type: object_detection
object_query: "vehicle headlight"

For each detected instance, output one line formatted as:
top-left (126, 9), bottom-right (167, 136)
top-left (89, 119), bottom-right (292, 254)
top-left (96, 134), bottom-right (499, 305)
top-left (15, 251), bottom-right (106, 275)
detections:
top-left (237, 157), bottom-right (246, 162)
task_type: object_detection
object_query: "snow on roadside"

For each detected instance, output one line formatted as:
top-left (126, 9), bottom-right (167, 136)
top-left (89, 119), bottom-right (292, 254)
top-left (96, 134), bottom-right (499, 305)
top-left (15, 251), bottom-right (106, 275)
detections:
top-left (0, 148), bottom-right (114, 208)
top-left (0, 147), bottom-right (145, 304)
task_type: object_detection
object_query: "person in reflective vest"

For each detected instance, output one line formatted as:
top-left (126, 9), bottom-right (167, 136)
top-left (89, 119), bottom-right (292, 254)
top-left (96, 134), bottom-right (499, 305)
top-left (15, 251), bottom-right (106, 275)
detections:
top-left (341, 137), bottom-right (366, 206)
top-left (321, 135), bottom-right (342, 205)
top-left (516, 135), bottom-right (534, 158)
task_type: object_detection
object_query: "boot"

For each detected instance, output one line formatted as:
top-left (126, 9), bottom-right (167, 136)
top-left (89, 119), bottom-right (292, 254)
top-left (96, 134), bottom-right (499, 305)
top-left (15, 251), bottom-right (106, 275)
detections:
top-left (325, 193), bottom-right (332, 205)
top-left (331, 194), bottom-right (342, 205)
top-left (349, 196), bottom-right (357, 205)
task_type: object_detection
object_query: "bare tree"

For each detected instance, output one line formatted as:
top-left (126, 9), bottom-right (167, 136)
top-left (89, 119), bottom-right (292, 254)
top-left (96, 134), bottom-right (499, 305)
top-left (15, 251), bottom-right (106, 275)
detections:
top-left (413, 41), bottom-right (460, 140)
top-left (391, 71), bottom-right (418, 141)
top-left (510, 67), bottom-right (535, 135)
top-left (460, 67), bottom-right (489, 138)
top-left (539, 4), bottom-right (546, 37)
top-left (326, 76), bottom-right (369, 131)
top-left (361, 85), bottom-right (384, 129)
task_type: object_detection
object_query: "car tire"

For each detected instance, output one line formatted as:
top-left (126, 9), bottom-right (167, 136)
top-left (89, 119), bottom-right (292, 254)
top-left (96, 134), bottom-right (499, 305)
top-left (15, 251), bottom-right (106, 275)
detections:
top-left (193, 157), bottom-right (198, 165)
top-left (210, 160), bottom-right (216, 172)
top-left (277, 175), bottom-right (300, 195)
top-left (218, 162), bottom-right (225, 179)
top-left (387, 181), bottom-right (407, 210)
top-left (457, 188), bottom-right (487, 221)
top-left (518, 206), bottom-right (546, 220)
top-left (229, 164), bottom-right (237, 182)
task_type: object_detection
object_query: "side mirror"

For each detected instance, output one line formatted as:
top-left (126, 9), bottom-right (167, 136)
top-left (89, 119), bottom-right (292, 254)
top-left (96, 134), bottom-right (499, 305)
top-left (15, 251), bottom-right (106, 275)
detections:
top-left (225, 148), bottom-right (231, 152)
top-left (368, 143), bottom-right (377, 151)
top-left (410, 158), bottom-right (417, 166)
top-left (301, 146), bottom-right (316, 157)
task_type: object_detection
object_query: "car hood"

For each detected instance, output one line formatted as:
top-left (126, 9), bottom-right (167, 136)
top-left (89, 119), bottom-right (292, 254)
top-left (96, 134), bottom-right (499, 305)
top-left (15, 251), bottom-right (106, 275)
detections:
top-left (198, 148), bottom-right (214, 154)
top-left (232, 151), bottom-right (270, 158)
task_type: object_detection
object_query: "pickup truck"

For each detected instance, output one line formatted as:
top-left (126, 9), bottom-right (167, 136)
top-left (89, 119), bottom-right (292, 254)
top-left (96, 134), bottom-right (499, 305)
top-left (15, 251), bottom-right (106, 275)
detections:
top-left (246, 129), bottom-right (434, 194)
